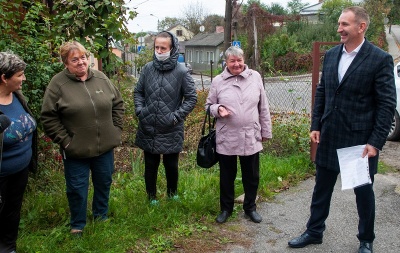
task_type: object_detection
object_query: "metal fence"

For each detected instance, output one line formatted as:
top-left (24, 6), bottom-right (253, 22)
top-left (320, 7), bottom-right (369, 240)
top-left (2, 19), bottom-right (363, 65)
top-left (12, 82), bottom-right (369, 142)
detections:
top-left (264, 74), bottom-right (313, 114)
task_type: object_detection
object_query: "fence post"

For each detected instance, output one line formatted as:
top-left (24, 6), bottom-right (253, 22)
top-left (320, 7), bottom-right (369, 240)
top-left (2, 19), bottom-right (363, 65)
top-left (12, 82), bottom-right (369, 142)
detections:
top-left (210, 60), bottom-right (214, 82)
top-left (311, 41), bottom-right (341, 162)
top-left (310, 42), bottom-right (320, 162)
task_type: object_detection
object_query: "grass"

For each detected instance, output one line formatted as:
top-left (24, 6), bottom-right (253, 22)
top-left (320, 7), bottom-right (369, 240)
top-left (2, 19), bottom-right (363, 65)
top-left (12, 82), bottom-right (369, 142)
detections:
top-left (16, 79), bottom-right (317, 252)
top-left (18, 151), bottom-right (313, 252)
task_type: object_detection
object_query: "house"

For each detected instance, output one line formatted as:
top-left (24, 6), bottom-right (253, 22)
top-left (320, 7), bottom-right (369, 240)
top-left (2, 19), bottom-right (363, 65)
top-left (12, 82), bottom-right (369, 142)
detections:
top-left (166, 24), bottom-right (194, 41)
top-left (184, 32), bottom-right (225, 72)
top-left (299, 2), bottom-right (323, 23)
top-left (300, 0), bottom-right (364, 22)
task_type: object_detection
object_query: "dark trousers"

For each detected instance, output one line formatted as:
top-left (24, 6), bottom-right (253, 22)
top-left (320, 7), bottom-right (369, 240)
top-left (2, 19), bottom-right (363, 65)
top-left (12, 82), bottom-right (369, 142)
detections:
top-left (218, 152), bottom-right (260, 213)
top-left (144, 151), bottom-right (179, 199)
top-left (63, 149), bottom-right (114, 230)
top-left (306, 165), bottom-right (375, 242)
top-left (0, 168), bottom-right (29, 253)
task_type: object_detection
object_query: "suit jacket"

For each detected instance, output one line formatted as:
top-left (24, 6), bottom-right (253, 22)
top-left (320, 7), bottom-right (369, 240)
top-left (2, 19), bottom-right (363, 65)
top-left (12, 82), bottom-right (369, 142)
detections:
top-left (311, 40), bottom-right (396, 173)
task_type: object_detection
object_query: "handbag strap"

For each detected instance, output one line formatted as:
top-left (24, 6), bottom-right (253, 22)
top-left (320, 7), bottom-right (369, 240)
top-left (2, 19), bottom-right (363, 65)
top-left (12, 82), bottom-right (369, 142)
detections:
top-left (201, 105), bottom-right (216, 136)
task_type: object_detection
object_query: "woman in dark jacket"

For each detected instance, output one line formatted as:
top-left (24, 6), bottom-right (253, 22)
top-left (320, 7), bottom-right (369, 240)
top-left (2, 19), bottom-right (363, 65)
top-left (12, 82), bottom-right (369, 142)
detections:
top-left (41, 41), bottom-right (124, 236)
top-left (134, 31), bottom-right (197, 204)
top-left (0, 52), bottom-right (37, 253)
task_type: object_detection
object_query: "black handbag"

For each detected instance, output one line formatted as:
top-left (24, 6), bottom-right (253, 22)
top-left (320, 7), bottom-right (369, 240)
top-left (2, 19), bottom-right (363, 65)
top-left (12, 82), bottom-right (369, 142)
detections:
top-left (196, 106), bottom-right (218, 168)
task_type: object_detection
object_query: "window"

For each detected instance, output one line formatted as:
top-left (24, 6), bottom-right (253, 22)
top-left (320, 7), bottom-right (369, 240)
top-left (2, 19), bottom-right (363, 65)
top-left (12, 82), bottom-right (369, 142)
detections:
top-left (189, 50), bottom-right (193, 62)
top-left (196, 51), bottom-right (199, 63)
top-left (176, 30), bottom-right (183, 36)
top-left (206, 51), bottom-right (215, 64)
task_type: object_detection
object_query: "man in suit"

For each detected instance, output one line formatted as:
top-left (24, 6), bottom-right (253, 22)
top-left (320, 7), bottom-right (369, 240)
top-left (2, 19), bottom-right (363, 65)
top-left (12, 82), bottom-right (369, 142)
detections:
top-left (288, 6), bottom-right (396, 253)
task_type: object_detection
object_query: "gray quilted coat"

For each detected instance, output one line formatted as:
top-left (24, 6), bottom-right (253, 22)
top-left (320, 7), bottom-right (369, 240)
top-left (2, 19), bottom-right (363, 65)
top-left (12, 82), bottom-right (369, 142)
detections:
top-left (134, 31), bottom-right (197, 154)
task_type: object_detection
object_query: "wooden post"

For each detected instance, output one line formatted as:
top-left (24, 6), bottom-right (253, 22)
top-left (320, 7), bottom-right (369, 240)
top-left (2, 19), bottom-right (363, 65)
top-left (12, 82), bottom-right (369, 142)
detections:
top-left (252, 10), bottom-right (258, 69)
top-left (224, 0), bottom-right (232, 52)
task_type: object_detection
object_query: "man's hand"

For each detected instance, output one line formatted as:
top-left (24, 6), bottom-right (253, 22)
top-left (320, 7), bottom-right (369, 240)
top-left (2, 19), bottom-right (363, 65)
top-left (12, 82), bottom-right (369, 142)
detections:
top-left (310, 131), bottom-right (320, 144)
top-left (362, 144), bottom-right (378, 158)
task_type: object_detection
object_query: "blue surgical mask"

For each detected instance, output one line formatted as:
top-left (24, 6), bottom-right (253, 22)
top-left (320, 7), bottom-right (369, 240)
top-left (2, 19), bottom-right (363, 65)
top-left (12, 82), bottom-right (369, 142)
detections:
top-left (155, 50), bottom-right (171, 61)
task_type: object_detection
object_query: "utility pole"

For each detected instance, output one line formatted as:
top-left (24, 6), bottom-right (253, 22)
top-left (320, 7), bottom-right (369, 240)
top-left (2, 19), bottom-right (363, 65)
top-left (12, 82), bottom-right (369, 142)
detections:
top-left (233, 0), bottom-right (238, 41)
top-left (252, 9), bottom-right (259, 68)
top-left (224, 0), bottom-right (233, 53)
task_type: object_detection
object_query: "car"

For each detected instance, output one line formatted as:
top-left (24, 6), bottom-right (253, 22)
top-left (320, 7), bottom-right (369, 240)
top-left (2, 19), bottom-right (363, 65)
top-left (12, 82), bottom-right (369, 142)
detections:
top-left (179, 62), bottom-right (193, 74)
top-left (387, 61), bottom-right (400, 141)
top-left (185, 62), bottom-right (193, 74)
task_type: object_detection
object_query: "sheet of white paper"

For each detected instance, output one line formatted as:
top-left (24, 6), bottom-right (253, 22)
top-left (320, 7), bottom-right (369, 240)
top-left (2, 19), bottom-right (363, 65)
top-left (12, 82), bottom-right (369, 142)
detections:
top-left (336, 145), bottom-right (372, 190)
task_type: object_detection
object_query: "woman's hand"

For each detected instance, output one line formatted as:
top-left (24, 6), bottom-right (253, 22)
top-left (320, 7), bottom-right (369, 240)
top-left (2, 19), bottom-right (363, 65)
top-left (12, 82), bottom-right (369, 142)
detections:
top-left (218, 106), bottom-right (231, 118)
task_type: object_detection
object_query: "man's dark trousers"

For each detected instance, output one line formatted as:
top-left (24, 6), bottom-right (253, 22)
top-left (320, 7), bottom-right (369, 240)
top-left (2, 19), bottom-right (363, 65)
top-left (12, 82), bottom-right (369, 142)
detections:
top-left (306, 164), bottom-right (376, 242)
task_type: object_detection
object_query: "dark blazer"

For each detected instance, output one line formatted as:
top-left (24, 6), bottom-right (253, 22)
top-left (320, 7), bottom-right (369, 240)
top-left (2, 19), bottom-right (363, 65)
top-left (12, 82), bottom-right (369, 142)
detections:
top-left (311, 40), bottom-right (396, 173)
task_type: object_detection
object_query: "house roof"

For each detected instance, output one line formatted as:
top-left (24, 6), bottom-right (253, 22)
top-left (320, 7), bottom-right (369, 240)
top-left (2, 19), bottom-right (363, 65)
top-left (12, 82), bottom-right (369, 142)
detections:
top-left (167, 24), bottom-right (190, 31)
top-left (300, 3), bottom-right (322, 15)
top-left (300, 0), bottom-right (364, 15)
top-left (185, 32), bottom-right (224, 47)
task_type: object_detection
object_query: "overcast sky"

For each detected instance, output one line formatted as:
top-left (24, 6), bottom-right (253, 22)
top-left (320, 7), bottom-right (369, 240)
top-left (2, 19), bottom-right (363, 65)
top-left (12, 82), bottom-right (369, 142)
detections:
top-left (125, 0), bottom-right (318, 33)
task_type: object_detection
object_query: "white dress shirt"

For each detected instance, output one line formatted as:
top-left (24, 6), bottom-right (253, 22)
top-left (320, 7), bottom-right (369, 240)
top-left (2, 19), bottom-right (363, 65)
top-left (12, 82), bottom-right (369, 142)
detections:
top-left (338, 39), bottom-right (365, 83)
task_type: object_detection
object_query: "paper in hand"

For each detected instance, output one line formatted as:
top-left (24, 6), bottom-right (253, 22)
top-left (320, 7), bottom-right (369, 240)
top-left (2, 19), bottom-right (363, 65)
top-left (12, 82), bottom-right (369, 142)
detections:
top-left (336, 144), bottom-right (372, 190)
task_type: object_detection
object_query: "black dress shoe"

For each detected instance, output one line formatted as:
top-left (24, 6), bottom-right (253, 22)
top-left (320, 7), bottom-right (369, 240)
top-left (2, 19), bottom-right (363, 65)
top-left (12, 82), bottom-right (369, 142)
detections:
top-left (288, 232), bottom-right (322, 248)
top-left (216, 211), bottom-right (231, 223)
top-left (245, 210), bottom-right (262, 223)
top-left (358, 242), bottom-right (373, 253)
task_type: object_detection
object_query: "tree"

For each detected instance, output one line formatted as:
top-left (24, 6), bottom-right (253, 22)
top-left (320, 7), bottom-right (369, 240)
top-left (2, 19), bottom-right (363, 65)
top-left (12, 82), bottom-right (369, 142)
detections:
top-left (287, 0), bottom-right (309, 15)
top-left (363, 0), bottom-right (391, 48)
top-left (51, 0), bottom-right (136, 75)
top-left (0, 0), bottom-right (64, 119)
top-left (181, 0), bottom-right (209, 34)
top-left (158, 17), bottom-right (185, 31)
top-left (319, 0), bottom-right (353, 24)
top-left (267, 3), bottom-right (288, 15)
top-left (241, 0), bottom-right (268, 13)
top-left (388, 0), bottom-right (400, 24)
top-left (203, 14), bottom-right (225, 33)
top-left (0, 0), bottom-right (136, 118)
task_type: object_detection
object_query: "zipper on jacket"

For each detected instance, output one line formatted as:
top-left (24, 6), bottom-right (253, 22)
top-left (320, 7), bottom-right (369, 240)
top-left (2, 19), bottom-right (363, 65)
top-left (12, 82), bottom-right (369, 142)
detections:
top-left (82, 81), bottom-right (100, 154)
top-left (152, 74), bottom-right (162, 153)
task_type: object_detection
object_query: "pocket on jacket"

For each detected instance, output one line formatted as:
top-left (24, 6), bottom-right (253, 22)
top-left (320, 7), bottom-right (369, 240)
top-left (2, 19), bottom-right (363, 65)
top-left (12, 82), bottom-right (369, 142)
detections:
top-left (253, 122), bottom-right (262, 141)
top-left (65, 128), bottom-right (96, 158)
top-left (158, 112), bottom-right (176, 129)
top-left (216, 123), bottom-right (226, 144)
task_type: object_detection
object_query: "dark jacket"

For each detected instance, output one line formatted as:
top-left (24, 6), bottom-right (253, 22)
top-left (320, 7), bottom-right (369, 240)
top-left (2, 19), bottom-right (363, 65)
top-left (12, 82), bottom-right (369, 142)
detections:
top-left (41, 68), bottom-right (124, 159)
top-left (134, 31), bottom-right (197, 154)
top-left (311, 40), bottom-right (396, 172)
top-left (0, 90), bottom-right (38, 173)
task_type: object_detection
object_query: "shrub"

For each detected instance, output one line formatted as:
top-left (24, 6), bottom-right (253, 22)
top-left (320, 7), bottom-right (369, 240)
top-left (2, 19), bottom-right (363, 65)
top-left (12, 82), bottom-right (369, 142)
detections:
top-left (263, 112), bottom-right (311, 157)
top-left (261, 32), bottom-right (301, 72)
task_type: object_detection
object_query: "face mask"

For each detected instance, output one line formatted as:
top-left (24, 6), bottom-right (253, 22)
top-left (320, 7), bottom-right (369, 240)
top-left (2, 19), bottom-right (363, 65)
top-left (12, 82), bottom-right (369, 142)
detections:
top-left (155, 50), bottom-right (171, 61)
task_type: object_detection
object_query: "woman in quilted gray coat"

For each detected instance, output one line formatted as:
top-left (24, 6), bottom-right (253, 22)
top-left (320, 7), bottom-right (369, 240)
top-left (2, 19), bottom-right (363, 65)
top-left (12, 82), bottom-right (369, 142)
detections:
top-left (134, 31), bottom-right (197, 204)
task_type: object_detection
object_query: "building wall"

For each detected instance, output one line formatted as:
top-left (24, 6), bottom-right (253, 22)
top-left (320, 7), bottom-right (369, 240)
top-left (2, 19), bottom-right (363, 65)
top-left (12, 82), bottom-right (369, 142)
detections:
top-left (185, 46), bottom-right (222, 71)
top-left (169, 25), bottom-right (194, 41)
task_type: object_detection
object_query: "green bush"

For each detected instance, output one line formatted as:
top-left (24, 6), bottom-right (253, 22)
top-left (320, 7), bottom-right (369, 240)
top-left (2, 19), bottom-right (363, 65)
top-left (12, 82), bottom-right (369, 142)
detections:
top-left (263, 112), bottom-right (311, 157)
top-left (0, 0), bottom-right (64, 121)
top-left (261, 32), bottom-right (301, 72)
